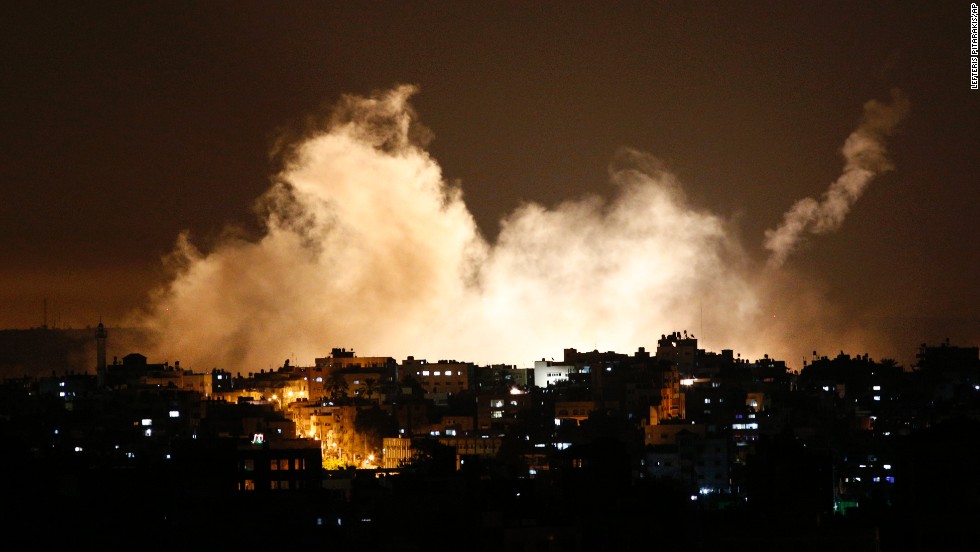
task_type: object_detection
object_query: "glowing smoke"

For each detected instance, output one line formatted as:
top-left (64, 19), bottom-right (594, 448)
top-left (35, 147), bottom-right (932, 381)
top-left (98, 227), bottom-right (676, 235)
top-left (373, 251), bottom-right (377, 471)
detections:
top-left (134, 85), bottom-right (769, 370)
top-left (763, 89), bottom-right (910, 268)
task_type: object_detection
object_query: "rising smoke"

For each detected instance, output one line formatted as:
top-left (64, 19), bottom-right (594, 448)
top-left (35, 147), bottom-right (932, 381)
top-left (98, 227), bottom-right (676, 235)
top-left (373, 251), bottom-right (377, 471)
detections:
top-left (763, 89), bottom-right (910, 268)
top-left (133, 85), bottom-right (906, 372)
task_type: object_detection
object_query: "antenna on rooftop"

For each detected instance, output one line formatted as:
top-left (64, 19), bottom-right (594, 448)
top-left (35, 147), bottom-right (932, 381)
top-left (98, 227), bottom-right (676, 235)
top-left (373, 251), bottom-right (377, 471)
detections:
top-left (700, 301), bottom-right (704, 349)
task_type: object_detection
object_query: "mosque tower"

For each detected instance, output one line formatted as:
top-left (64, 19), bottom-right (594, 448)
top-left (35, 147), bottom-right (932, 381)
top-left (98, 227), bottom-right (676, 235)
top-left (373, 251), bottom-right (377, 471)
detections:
top-left (96, 320), bottom-right (107, 387)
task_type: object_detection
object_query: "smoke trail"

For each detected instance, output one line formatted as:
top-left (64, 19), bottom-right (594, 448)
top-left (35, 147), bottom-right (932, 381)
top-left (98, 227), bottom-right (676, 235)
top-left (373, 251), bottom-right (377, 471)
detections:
top-left (763, 89), bottom-right (910, 268)
top-left (133, 85), bottom-right (765, 370)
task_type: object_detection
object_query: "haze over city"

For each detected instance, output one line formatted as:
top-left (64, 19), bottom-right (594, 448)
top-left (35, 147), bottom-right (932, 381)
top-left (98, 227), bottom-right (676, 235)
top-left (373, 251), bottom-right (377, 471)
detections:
top-left (2, 2), bottom-right (977, 372)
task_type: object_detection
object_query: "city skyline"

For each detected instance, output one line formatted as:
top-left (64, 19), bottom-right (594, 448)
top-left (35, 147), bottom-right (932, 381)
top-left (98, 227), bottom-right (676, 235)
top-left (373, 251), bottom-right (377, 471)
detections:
top-left (2, 2), bottom-right (977, 371)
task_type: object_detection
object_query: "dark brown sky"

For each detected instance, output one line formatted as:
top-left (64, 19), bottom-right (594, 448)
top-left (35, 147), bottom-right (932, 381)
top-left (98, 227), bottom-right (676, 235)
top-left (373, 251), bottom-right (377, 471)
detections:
top-left (2, 1), bottom-right (977, 366)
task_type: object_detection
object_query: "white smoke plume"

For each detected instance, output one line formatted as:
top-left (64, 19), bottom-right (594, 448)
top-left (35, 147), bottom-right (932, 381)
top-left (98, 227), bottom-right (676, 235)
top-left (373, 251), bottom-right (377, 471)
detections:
top-left (134, 85), bottom-right (769, 371)
top-left (763, 89), bottom-right (910, 268)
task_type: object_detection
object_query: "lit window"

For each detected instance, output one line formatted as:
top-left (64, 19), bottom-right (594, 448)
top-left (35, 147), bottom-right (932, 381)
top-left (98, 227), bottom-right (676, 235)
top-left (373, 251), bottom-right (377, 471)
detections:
top-left (422, 371), bottom-right (430, 376)
top-left (886, 476), bottom-right (895, 484)
top-left (491, 410), bottom-right (503, 418)
top-left (141, 418), bottom-right (152, 426)
top-left (434, 371), bottom-right (441, 376)
top-left (873, 396), bottom-right (881, 401)
top-left (169, 410), bottom-right (180, 418)
top-left (144, 428), bottom-right (152, 437)
top-left (872, 385), bottom-right (881, 391)
top-left (704, 398), bottom-right (711, 404)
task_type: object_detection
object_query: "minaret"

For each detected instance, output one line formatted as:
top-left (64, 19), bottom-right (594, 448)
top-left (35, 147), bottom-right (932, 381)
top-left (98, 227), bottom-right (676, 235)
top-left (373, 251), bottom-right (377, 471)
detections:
top-left (96, 321), bottom-right (108, 387)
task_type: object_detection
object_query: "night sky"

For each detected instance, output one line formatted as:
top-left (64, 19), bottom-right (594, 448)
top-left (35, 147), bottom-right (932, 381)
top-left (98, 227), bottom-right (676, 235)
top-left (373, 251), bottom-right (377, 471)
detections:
top-left (2, 1), bottom-right (977, 370)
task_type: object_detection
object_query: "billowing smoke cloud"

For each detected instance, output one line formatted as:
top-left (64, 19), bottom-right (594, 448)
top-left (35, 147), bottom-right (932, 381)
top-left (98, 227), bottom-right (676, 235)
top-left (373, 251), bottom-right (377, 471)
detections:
top-left (133, 85), bottom-right (908, 372)
top-left (763, 89), bottom-right (910, 268)
top-left (133, 85), bottom-right (770, 370)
